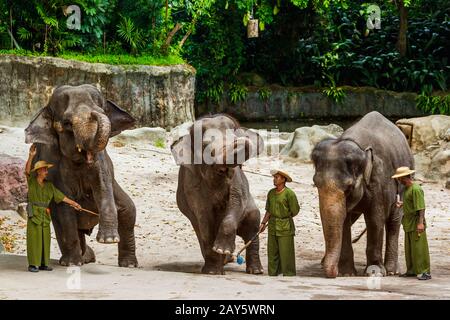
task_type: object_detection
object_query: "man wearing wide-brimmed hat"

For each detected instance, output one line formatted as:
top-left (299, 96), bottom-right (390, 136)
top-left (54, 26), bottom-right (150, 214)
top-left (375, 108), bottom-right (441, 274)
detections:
top-left (259, 169), bottom-right (300, 276)
top-left (25, 144), bottom-right (81, 273)
top-left (392, 166), bottom-right (431, 280)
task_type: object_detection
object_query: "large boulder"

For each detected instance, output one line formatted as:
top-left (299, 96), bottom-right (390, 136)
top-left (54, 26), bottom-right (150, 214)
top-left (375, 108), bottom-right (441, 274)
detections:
top-left (168, 121), bottom-right (193, 147)
top-left (396, 115), bottom-right (450, 153)
top-left (396, 115), bottom-right (450, 181)
top-left (0, 154), bottom-right (27, 210)
top-left (280, 124), bottom-right (343, 162)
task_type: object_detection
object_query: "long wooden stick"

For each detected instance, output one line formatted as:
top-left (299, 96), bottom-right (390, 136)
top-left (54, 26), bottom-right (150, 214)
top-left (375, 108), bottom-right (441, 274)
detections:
top-left (78, 207), bottom-right (99, 216)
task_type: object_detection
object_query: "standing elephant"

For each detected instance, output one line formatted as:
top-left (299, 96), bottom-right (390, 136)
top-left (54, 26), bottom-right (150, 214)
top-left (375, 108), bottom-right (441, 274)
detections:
top-left (25, 84), bottom-right (138, 267)
top-left (171, 114), bottom-right (264, 275)
top-left (311, 111), bottom-right (413, 278)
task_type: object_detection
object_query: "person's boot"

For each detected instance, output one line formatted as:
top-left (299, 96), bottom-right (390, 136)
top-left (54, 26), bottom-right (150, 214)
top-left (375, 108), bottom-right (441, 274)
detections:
top-left (39, 265), bottom-right (53, 271)
top-left (417, 272), bottom-right (432, 280)
top-left (28, 265), bottom-right (39, 272)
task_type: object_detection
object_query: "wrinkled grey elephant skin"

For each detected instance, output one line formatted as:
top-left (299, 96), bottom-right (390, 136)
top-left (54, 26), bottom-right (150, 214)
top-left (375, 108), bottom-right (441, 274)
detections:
top-left (171, 114), bottom-right (264, 275)
top-left (25, 84), bottom-right (138, 268)
top-left (311, 111), bottom-right (413, 278)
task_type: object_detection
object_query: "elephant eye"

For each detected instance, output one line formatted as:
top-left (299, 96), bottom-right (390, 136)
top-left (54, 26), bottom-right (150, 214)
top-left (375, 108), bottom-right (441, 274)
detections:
top-left (63, 119), bottom-right (72, 130)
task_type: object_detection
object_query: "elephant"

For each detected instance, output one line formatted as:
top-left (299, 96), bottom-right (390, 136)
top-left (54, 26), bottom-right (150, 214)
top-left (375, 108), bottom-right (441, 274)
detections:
top-left (170, 114), bottom-right (264, 275)
top-left (311, 111), bottom-right (413, 278)
top-left (25, 84), bottom-right (138, 267)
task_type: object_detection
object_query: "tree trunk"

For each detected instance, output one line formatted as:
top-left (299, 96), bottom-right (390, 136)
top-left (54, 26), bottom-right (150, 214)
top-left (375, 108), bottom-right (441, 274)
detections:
top-left (162, 22), bottom-right (182, 53)
top-left (396, 0), bottom-right (408, 57)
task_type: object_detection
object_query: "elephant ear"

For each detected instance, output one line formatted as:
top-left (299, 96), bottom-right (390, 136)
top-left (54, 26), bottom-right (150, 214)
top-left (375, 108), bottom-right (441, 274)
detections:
top-left (25, 107), bottom-right (57, 145)
top-left (364, 146), bottom-right (373, 185)
top-left (171, 134), bottom-right (193, 165)
top-left (235, 127), bottom-right (265, 158)
top-left (105, 100), bottom-right (136, 137)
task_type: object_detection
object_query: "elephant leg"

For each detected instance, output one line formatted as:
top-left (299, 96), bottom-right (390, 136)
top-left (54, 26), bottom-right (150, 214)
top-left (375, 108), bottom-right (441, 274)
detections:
top-left (212, 212), bottom-right (238, 256)
top-left (195, 212), bottom-right (225, 275)
top-left (78, 230), bottom-right (96, 264)
top-left (384, 208), bottom-right (401, 275)
top-left (338, 214), bottom-right (357, 276)
top-left (52, 205), bottom-right (83, 266)
top-left (364, 205), bottom-right (386, 276)
top-left (237, 208), bottom-right (263, 275)
top-left (114, 182), bottom-right (138, 268)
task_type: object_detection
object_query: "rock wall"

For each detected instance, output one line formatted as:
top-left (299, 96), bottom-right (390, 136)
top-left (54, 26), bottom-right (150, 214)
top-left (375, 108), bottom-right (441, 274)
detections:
top-left (396, 115), bottom-right (450, 181)
top-left (198, 86), bottom-right (427, 120)
top-left (0, 54), bottom-right (196, 130)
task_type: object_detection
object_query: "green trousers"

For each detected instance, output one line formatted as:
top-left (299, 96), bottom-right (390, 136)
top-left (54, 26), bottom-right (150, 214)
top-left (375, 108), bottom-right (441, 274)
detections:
top-left (26, 220), bottom-right (51, 267)
top-left (404, 230), bottom-right (430, 275)
top-left (267, 234), bottom-right (296, 276)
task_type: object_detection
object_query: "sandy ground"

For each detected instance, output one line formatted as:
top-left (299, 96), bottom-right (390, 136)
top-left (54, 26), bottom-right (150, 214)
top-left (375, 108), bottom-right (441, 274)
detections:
top-left (0, 124), bottom-right (449, 300)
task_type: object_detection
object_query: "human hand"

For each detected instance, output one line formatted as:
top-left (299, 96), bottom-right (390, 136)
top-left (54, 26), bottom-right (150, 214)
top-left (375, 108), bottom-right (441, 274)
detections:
top-left (259, 222), bottom-right (267, 233)
top-left (417, 223), bottom-right (425, 234)
top-left (29, 144), bottom-right (37, 157)
top-left (395, 201), bottom-right (403, 208)
top-left (71, 201), bottom-right (82, 211)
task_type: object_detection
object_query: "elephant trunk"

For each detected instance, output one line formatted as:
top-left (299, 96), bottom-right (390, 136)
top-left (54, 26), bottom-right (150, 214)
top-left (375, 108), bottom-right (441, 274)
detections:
top-left (72, 109), bottom-right (111, 164)
top-left (89, 110), bottom-right (111, 153)
top-left (318, 183), bottom-right (346, 278)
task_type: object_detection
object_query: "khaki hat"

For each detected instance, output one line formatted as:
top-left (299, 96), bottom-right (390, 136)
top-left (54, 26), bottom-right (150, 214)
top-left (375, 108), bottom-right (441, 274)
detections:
top-left (31, 160), bottom-right (54, 172)
top-left (391, 166), bottom-right (415, 179)
top-left (270, 169), bottom-right (293, 182)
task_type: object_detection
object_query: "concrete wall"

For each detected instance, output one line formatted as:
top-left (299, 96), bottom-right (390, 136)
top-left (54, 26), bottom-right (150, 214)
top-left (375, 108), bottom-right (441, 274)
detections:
top-left (0, 54), bottom-right (196, 129)
top-left (197, 85), bottom-right (427, 121)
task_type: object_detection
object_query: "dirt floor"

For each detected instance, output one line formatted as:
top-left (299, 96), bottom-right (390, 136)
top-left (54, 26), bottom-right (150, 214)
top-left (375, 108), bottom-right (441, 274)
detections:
top-left (0, 124), bottom-right (449, 300)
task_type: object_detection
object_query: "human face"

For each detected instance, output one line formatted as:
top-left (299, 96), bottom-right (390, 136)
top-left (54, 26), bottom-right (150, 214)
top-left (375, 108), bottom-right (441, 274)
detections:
top-left (397, 175), bottom-right (411, 186)
top-left (36, 167), bottom-right (49, 179)
top-left (273, 173), bottom-right (286, 187)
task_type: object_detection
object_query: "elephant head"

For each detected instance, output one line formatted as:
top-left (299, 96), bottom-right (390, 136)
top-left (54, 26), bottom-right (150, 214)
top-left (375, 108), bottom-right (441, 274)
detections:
top-left (25, 84), bottom-right (135, 165)
top-left (171, 114), bottom-right (264, 182)
top-left (311, 138), bottom-right (373, 278)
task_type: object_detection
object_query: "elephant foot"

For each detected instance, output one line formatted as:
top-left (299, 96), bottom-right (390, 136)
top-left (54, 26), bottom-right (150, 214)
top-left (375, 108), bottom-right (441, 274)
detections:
top-left (212, 234), bottom-right (236, 256)
top-left (338, 263), bottom-right (357, 276)
top-left (96, 228), bottom-right (120, 244)
top-left (246, 262), bottom-right (263, 275)
top-left (364, 264), bottom-right (387, 277)
top-left (384, 263), bottom-right (399, 276)
top-left (119, 254), bottom-right (138, 268)
top-left (201, 262), bottom-right (224, 275)
top-left (59, 253), bottom-right (83, 267)
top-left (82, 245), bottom-right (96, 264)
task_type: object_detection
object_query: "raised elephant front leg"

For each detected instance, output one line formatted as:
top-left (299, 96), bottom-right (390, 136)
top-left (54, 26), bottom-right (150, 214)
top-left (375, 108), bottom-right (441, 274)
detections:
top-left (191, 209), bottom-right (226, 275)
top-left (89, 164), bottom-right (120, 244)
top-left (212, 210), bottom-right (239, 256)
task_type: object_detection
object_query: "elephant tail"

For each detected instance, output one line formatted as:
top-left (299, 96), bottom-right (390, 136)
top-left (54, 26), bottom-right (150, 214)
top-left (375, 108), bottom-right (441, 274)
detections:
top-left (352, 228), bottom-right (367, 243)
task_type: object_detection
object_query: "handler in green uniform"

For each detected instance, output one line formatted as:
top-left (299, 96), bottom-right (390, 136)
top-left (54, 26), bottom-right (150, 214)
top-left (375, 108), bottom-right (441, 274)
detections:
top-left (392, 166), bottom-right (431, 280)
top-left (25, 144), bottom-right (81, 273)
top-left (259, 169), bottom-right (300, 276)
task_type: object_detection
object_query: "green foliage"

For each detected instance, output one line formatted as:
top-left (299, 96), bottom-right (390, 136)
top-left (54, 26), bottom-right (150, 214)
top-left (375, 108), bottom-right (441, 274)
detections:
top-left (258, 87), bottom-right (272, 101)
top-left (229, 83), bottom-right (248, 103)
top-left (153, 138), bottom-right (166, 149)
top-left (117, 15), bottom-right (144, 54)
top-left (323, 85), bottom-right (346, 105)
top-left (416, 86), bottom-right (450, 115)
top-left (0, 49), bottom-right (184, 65)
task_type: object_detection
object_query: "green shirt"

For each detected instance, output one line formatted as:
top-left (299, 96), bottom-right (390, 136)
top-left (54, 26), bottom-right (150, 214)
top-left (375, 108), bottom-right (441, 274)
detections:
top-left (27, 173), bottom-right (65, 226)
top-left (265, 187), bottom-right (300, 236)
top-left (402, 183), bottom-right (426, 232)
